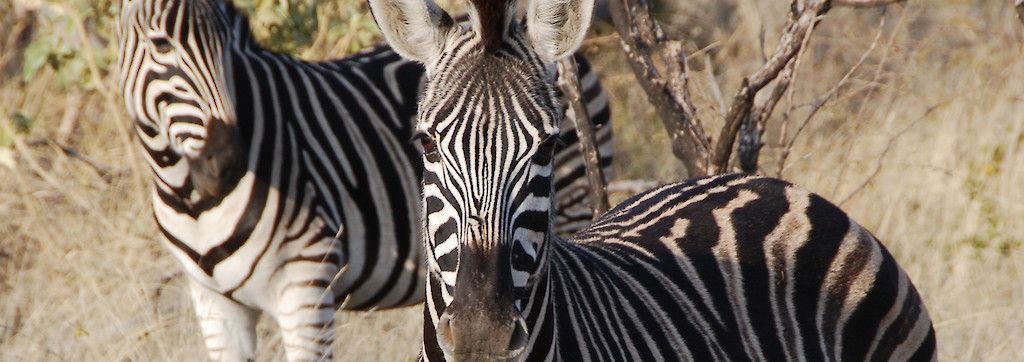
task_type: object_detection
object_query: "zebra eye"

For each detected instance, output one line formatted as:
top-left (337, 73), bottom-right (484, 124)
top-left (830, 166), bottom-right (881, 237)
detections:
top-left (533, 136), bottom-right (558, 166)
top-left (414, 133), bottom-right (436, 152)
top-left (414, 132), bottom-right (440, 162)
top-left (151, 36), bottom-right (174, 53)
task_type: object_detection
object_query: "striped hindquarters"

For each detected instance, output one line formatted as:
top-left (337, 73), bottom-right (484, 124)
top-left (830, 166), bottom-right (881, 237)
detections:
top-left (552, 174), bottom-right (936, 361)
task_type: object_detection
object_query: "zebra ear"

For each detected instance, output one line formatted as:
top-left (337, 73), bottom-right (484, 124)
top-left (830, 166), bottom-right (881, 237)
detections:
top-left (368, 0), bottom-right (458, 65)
top-left (525, 0), bottom-right (595, 63)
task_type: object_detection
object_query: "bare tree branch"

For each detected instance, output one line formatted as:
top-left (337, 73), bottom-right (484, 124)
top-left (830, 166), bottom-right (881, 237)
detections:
top-left (1016, 0), bottom-right (1024, 27)
top-left (612, 0), bottom-right (902, 177)
top-left (607, 0), bottom-right (711, 177)
top-left (556, 56), bottom-right (610, 217)
top-left (746, 5), bottom-right (825, 174)
top-left (714, 0), bottom-right (904, 175)
top-left (709, 0), bottom-right (829, 174)
top-left (739, 58), bottom-right (795, 173)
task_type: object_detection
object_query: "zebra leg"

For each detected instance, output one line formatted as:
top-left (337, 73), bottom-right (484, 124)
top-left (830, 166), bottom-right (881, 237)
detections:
top-left (268, 266), bottom-right (338, 361)
top-left (187, 279), bottom-right (259, 362)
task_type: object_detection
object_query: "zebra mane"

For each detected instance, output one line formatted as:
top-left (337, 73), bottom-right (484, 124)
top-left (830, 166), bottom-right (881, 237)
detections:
top-left (467, 0), bottom-right (517, 52)
top-left (213, 2), bottom-right (260, 51)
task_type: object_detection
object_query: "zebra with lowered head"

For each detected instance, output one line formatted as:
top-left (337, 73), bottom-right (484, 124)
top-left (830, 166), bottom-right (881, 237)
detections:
top-left (117, 0), bottom-right (611, 360)
top-left (368, 0), bottom-right (937, 360)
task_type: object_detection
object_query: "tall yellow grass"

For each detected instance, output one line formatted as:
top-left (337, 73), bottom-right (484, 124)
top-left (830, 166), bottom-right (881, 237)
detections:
top-left (1, 0), bottom-right (1021, 361)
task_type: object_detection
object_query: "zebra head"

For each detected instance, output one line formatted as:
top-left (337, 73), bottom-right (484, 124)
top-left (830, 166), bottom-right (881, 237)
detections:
top-left (369, 0), bottom-right (594, 360)
top-left (118, 0), bottom-right (245, 201)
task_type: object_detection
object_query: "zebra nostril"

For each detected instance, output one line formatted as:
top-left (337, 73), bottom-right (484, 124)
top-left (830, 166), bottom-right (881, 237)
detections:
top-left (508, 317), bottom-right (528, 353)
top-left (436, 312), bottom-right (456, 351)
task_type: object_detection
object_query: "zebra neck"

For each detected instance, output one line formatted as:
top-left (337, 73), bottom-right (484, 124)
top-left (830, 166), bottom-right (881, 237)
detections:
top-left (516, 233), bottom-right (559, 357)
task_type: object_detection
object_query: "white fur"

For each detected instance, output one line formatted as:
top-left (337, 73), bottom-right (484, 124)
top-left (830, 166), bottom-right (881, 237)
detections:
top-left (367, 0), bottom-right (458, 66)
top-left (370, 0), bottom-right (595, 66)
top-left (525, 0), bottom-right (595, 63)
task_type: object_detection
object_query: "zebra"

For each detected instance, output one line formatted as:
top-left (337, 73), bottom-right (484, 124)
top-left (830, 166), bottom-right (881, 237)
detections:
top-left (367, 0), bottom-right (937, 360)
top-left (116, 0), bottom-right (611, 360)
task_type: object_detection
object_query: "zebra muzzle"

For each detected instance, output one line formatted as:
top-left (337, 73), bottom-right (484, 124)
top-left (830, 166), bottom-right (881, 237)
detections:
top-left (436, 307), bottom-right (527, 362)
top-left (436, 245), bottom-right (529, 361)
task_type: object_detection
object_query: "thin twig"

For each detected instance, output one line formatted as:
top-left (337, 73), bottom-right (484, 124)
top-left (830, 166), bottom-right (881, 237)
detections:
top-left (777, 13), bottom-right (888, 177)
top-left (830, 11), bottom-right (898, 197)
top-left (701, 55), bottom-right (726, 118)
top-left (56, 93), bottom-right (81, 145)
top-left (64, 6), bottom-right (146, 201)
top-left (25, 138), bottom-right (115, 182)
top-left (683, 41), bottom-right (721, 62)
top-left (556, 56), bottom-right (610, 217)
top-left (0, 307), bottom-right (21, 343)
top-left (837, 100), bottom-right (950, 206)
top-left (1, 112), bottom-right (119, 233)
top-left (758, 24), bottom-right (768, 64)
top-left (739, 58), bottom-right (795, 173)
top-left (839, 100), bottom-right (950, 206)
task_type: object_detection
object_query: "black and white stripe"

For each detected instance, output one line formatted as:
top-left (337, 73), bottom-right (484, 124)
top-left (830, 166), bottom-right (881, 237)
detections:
top-left (367, 0), bottom-right (936, 361)
top-left (540, 174), bottom-right (936, 361)
top-left (117, 0), bottom-right (611, 360)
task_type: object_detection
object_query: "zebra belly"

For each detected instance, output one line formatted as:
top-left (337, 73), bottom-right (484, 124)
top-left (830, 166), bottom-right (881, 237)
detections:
top-left (159, 218), bottom-right (422, 314)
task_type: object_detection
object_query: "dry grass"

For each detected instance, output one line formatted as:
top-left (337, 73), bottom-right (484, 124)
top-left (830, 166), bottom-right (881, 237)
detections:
top-left (1, 0), bottom-right (1022, 361)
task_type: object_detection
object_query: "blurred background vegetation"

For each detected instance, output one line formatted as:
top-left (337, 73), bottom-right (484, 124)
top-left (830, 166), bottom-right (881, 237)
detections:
top-left (1, 0), bottom-right (1022, 360)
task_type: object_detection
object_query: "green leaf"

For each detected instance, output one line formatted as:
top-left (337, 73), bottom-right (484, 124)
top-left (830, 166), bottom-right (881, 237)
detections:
top-left (21, 39), bottom-right (50, 81)
top-left (0, 112), bottom-right (32, 149)
top-left (11, 112), bottom-right (33, 133)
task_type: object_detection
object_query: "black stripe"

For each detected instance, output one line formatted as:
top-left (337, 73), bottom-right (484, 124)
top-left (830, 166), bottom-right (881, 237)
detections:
top-left (732, 182), bottom-right (788, 361)
top-left (793, 193), bottom-right (849, 360)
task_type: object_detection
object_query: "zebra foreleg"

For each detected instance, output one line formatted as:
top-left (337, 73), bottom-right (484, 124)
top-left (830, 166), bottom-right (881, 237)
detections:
top-left (269, 266), bottom-right (338, 361)
top-left (187, 279), bottom-right (259, 362)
